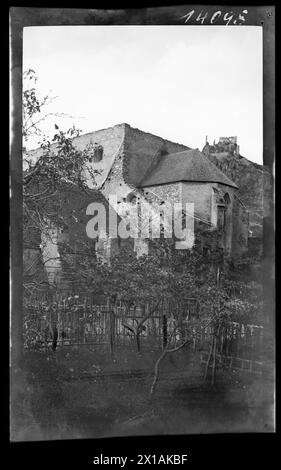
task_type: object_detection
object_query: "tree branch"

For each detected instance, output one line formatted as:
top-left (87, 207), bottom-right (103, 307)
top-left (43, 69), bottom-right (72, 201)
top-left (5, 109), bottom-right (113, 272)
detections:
top-left (150, 327), bottom-right (191, 397)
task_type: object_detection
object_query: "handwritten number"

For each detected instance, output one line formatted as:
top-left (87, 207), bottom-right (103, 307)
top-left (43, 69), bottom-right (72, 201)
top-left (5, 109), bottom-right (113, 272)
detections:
top-left (180, 8), bottom-right (248, 25)
top-left (223, 12), bottom-right (234, 26)
top-left (180, 10), bottom-right (195, 23)
top-left (196, 10), bottom-right (208, 25)
top-left (210, 11), bottom-right (222, 24)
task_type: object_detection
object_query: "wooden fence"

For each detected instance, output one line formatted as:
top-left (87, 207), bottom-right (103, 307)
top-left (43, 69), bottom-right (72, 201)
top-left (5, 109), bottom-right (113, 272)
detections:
top-left (23, 296), bottom-right (198, 351)
top-left (23, 295), bottom-right (264, 366)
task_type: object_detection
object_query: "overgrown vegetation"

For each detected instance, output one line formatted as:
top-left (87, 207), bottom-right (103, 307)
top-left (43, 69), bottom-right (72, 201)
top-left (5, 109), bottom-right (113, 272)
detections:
top-left (22, 69), bottom-right (264, 374)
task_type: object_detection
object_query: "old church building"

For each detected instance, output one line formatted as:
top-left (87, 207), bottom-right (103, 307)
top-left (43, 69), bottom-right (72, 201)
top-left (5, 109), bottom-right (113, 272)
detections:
top-left (26, 123), bottom-right (250, 288)
top-left (67, 123), bottom-right (248, 254)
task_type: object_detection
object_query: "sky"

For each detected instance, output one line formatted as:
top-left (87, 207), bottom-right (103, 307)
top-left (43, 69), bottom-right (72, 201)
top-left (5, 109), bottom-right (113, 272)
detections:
top-left (23, 25), bottom-right (263, 163)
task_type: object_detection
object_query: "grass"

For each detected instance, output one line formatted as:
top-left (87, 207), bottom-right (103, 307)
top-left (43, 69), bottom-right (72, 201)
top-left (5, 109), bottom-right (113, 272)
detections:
top-left (10, 343), bottom-right (275, 441)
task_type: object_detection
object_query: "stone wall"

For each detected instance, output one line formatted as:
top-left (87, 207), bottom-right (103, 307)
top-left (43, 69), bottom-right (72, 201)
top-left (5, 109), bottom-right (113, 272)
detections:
top-left (140, 181), bottom-right (246, 255)
top-left (101, 147), bottom-right (133, 201)
top-left (75, 124), bottom-right (126, 189)
top-left (143, 181), bottom-right (214, 224)
top-left (144, 182), bottom-right (182, 205)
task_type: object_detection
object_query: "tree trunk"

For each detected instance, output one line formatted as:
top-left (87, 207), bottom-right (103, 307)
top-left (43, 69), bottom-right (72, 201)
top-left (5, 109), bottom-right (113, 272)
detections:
top-left (150, 326), bottom-right (191, 397)
top-left (162, 315), bottom-right (167, 349)
top-left (203, 334), bottom-right (214, 383)
top-left (136, 332), bottom-right (141, 353)
top-left (211, 337), bottom-right (217, 386)
top-left (150, 349), bottom-right (167, 396)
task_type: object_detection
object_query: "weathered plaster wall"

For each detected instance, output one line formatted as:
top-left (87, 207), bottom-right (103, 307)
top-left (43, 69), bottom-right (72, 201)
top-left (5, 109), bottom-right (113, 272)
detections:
top-left (142, 182), bottom-right (218, 227)
top-left (27, 123), bottom-right (126, 190)
top-left (101, 147), bottom-right (132, 201)
top-left (144, 182), bottom-right (182, 204)
top-left (142, 181), bottom-right (246, 255)
top-left (181, 182), bottom-right (213, 223)
top-left (78, 124), bottom-right (125, 189)
top-left (140, 182), bottom-right (213, 251)
top-left (99, 126), bottom-right (189, 257)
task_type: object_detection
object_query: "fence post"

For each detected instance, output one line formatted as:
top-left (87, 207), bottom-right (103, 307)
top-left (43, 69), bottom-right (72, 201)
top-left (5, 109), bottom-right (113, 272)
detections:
top-left (109, 303), bottom-right (115, 359)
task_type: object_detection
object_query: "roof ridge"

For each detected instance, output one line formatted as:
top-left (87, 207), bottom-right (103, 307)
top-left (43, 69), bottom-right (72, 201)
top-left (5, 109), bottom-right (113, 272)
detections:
top-left (123, 123), bottom-right (190, 150)
top-left (164, 148), bottom-right (198, 157)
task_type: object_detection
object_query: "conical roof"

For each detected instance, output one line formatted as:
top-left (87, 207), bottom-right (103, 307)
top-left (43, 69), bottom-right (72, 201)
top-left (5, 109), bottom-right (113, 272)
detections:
top-left (139, 149), bottom-right (238, 189)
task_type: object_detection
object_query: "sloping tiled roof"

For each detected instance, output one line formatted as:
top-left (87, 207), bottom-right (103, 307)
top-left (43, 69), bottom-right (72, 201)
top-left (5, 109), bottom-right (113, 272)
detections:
top-left (139, 149), bottom-right (238, 189)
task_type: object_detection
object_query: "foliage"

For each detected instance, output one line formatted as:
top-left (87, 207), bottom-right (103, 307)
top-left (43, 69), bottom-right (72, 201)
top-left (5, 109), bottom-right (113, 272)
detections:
top-left (23, 314), bottom-right (47, 350)
top-left (22, 68), bottom-right (74, 143)
top-left (23, 70), bottom-right (102, 297)
top-left (23, 69), bottom-right (53, 140)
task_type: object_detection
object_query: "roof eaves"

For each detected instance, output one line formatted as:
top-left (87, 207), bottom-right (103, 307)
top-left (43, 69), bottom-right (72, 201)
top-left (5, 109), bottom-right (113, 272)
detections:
top-left (140, 179), bottom-right (238, 189)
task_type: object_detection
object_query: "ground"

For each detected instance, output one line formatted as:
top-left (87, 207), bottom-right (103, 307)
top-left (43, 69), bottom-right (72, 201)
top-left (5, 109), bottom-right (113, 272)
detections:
top-left (11, 344), bottom-right (274, 441)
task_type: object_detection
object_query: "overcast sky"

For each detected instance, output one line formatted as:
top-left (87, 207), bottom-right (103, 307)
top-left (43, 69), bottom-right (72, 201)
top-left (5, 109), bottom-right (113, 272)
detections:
top-left (23, 25), bottom-right (262, 163)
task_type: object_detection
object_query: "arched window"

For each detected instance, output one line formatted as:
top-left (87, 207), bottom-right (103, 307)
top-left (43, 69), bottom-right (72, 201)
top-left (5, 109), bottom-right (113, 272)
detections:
top-left (213, 189), bottom-right (230, 231)
top-left (224, 193), bottom-right (230, 205)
